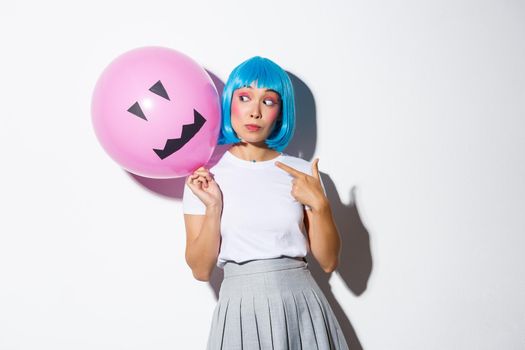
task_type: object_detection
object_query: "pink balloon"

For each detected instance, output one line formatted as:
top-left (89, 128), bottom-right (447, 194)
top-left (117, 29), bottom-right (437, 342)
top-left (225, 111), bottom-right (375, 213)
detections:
top-left (91, 46), bottom-right (221, 179)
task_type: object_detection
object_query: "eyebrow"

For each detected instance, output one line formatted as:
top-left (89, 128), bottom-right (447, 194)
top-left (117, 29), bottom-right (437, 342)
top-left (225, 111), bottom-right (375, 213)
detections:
top-left (243, 86), bottom-right (279, 94)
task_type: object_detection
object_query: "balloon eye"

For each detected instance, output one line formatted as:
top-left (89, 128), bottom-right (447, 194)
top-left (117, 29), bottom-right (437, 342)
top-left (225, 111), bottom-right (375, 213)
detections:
top-left (127, 102), bottom-right (147, 120)
top-left (149, 80), bottom-right (170, 100)
top-left (127, 80), bottom-right (171, 120)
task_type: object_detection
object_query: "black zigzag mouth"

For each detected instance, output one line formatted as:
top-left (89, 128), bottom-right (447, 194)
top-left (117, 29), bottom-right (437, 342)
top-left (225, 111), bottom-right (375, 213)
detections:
top-left (153, 109), bottom-right (206, 160)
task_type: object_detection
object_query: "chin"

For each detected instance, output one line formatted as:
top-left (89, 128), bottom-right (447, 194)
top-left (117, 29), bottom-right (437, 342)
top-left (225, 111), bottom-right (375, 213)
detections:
top-left (238, 136), bottom-right (267, 146)
top-left (238, 133), bottom-right (268, 143)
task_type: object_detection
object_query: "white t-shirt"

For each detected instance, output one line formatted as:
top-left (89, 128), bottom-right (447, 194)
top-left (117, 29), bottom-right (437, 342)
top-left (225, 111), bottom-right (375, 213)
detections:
top-left (182, 149), bottom-right (326, 268)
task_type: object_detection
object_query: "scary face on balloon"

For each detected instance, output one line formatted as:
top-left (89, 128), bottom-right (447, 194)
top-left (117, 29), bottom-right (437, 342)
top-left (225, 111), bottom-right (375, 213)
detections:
top-left (91, 47), bottom-right (221, 179)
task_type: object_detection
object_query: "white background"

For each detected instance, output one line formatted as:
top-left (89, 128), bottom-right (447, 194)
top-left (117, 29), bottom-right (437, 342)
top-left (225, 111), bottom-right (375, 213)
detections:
top-left (1, 0), bottom-right (524, 349)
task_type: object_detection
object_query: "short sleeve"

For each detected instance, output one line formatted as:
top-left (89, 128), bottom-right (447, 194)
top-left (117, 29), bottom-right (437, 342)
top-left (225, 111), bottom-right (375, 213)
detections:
top-left (183, 182), bottom-right (206, 215)
top-left (305, 163), bottom-right (328, 211)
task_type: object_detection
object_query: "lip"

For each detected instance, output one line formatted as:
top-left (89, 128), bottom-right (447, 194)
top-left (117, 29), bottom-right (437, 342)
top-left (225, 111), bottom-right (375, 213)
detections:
top-left (245, 124), bottom-right (262, 131)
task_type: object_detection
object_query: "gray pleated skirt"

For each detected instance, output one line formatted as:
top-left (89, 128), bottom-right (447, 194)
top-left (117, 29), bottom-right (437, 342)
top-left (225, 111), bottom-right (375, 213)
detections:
top-left (207, 257), bottom-right (349, 350)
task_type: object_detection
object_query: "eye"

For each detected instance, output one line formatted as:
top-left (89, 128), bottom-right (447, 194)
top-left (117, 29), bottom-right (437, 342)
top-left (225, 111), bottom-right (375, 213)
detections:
top-left (149, 80), bottom-right (170, 101)
top-left (127, 101), bottom-right (147, 120)
top-left (263, 99), bottom-right (276, 106)
top-left (239, 95), bottom-right (250, 102)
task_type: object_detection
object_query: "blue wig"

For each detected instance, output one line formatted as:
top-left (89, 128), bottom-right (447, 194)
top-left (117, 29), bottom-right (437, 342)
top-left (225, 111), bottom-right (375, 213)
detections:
top-left (218, 56), bottom-right (295, 152)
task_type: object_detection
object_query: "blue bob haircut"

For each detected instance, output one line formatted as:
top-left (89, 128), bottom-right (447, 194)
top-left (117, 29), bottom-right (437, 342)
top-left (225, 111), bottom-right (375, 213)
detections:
top-left (218, 56), bottom-right (295, 152)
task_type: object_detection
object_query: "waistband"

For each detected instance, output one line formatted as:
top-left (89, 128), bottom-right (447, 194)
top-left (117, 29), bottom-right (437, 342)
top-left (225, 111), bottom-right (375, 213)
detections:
top-left (223, 256), bottom-right (307, 278)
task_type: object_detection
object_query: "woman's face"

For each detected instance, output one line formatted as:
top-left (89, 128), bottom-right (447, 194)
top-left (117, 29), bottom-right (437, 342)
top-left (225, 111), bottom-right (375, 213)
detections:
top-left (230, 82), bottom-right (282, 146)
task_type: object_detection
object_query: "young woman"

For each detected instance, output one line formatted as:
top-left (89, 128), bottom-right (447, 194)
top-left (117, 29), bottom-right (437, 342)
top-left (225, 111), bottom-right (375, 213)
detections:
top-left (183, 56), bottom-right (349, 349)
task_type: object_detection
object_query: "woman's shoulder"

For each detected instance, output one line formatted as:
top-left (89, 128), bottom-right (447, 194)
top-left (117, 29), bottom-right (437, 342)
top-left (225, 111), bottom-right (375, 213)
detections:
top-left (279, 153), bottom-right (314, 175)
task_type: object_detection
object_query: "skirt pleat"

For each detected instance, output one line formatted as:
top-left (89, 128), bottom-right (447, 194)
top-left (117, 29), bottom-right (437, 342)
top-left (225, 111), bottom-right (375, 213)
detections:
top-left (206, 257), bottom-right (349, 350)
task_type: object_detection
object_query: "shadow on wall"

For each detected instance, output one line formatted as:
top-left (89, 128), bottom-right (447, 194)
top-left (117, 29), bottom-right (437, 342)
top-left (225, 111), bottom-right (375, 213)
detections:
top-left (128, 69), bottom-right (373, 349)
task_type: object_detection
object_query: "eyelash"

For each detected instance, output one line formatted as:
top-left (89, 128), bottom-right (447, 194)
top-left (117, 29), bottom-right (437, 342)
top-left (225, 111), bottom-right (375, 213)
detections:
top-left (238, 95), bottom-right (277, 106)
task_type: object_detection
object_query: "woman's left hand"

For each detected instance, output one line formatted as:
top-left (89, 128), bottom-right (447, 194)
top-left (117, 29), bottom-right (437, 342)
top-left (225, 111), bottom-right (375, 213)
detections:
top-left (275, 158), bottom-right (328, 211)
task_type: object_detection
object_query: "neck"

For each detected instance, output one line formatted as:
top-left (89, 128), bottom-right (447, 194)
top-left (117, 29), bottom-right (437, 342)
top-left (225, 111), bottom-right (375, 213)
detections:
top-left (228, 142), bottom-right (281, 162)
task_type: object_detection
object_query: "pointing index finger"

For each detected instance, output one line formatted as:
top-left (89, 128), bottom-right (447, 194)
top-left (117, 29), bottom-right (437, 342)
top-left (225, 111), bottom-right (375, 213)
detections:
top-left (275, 161), bottom-right (304, 177)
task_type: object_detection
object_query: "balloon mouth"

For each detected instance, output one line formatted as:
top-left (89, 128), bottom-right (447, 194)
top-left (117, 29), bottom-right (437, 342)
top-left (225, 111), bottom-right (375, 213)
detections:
top-left (152, 109), bottom-right (206, 160)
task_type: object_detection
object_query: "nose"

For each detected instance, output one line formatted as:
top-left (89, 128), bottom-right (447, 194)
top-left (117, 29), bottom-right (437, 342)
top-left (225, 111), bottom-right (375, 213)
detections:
top-left (250, 105), bottom-right (262, 119)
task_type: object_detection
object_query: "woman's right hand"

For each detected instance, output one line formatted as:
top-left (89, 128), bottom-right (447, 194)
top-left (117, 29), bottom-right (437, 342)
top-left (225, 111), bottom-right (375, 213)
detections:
top-left (185, 167), bottom-right (222, 209)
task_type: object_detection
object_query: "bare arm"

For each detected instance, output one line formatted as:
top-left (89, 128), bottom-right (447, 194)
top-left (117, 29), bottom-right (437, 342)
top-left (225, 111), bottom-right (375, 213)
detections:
top-left (184, 205), bottom-right (222, 281)
top-left (275, 158), bottom-right (340, 273)
top-left (183, 168), bottom-right (223, 281)
top-left (304, 202), bottom-right (341, 273)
